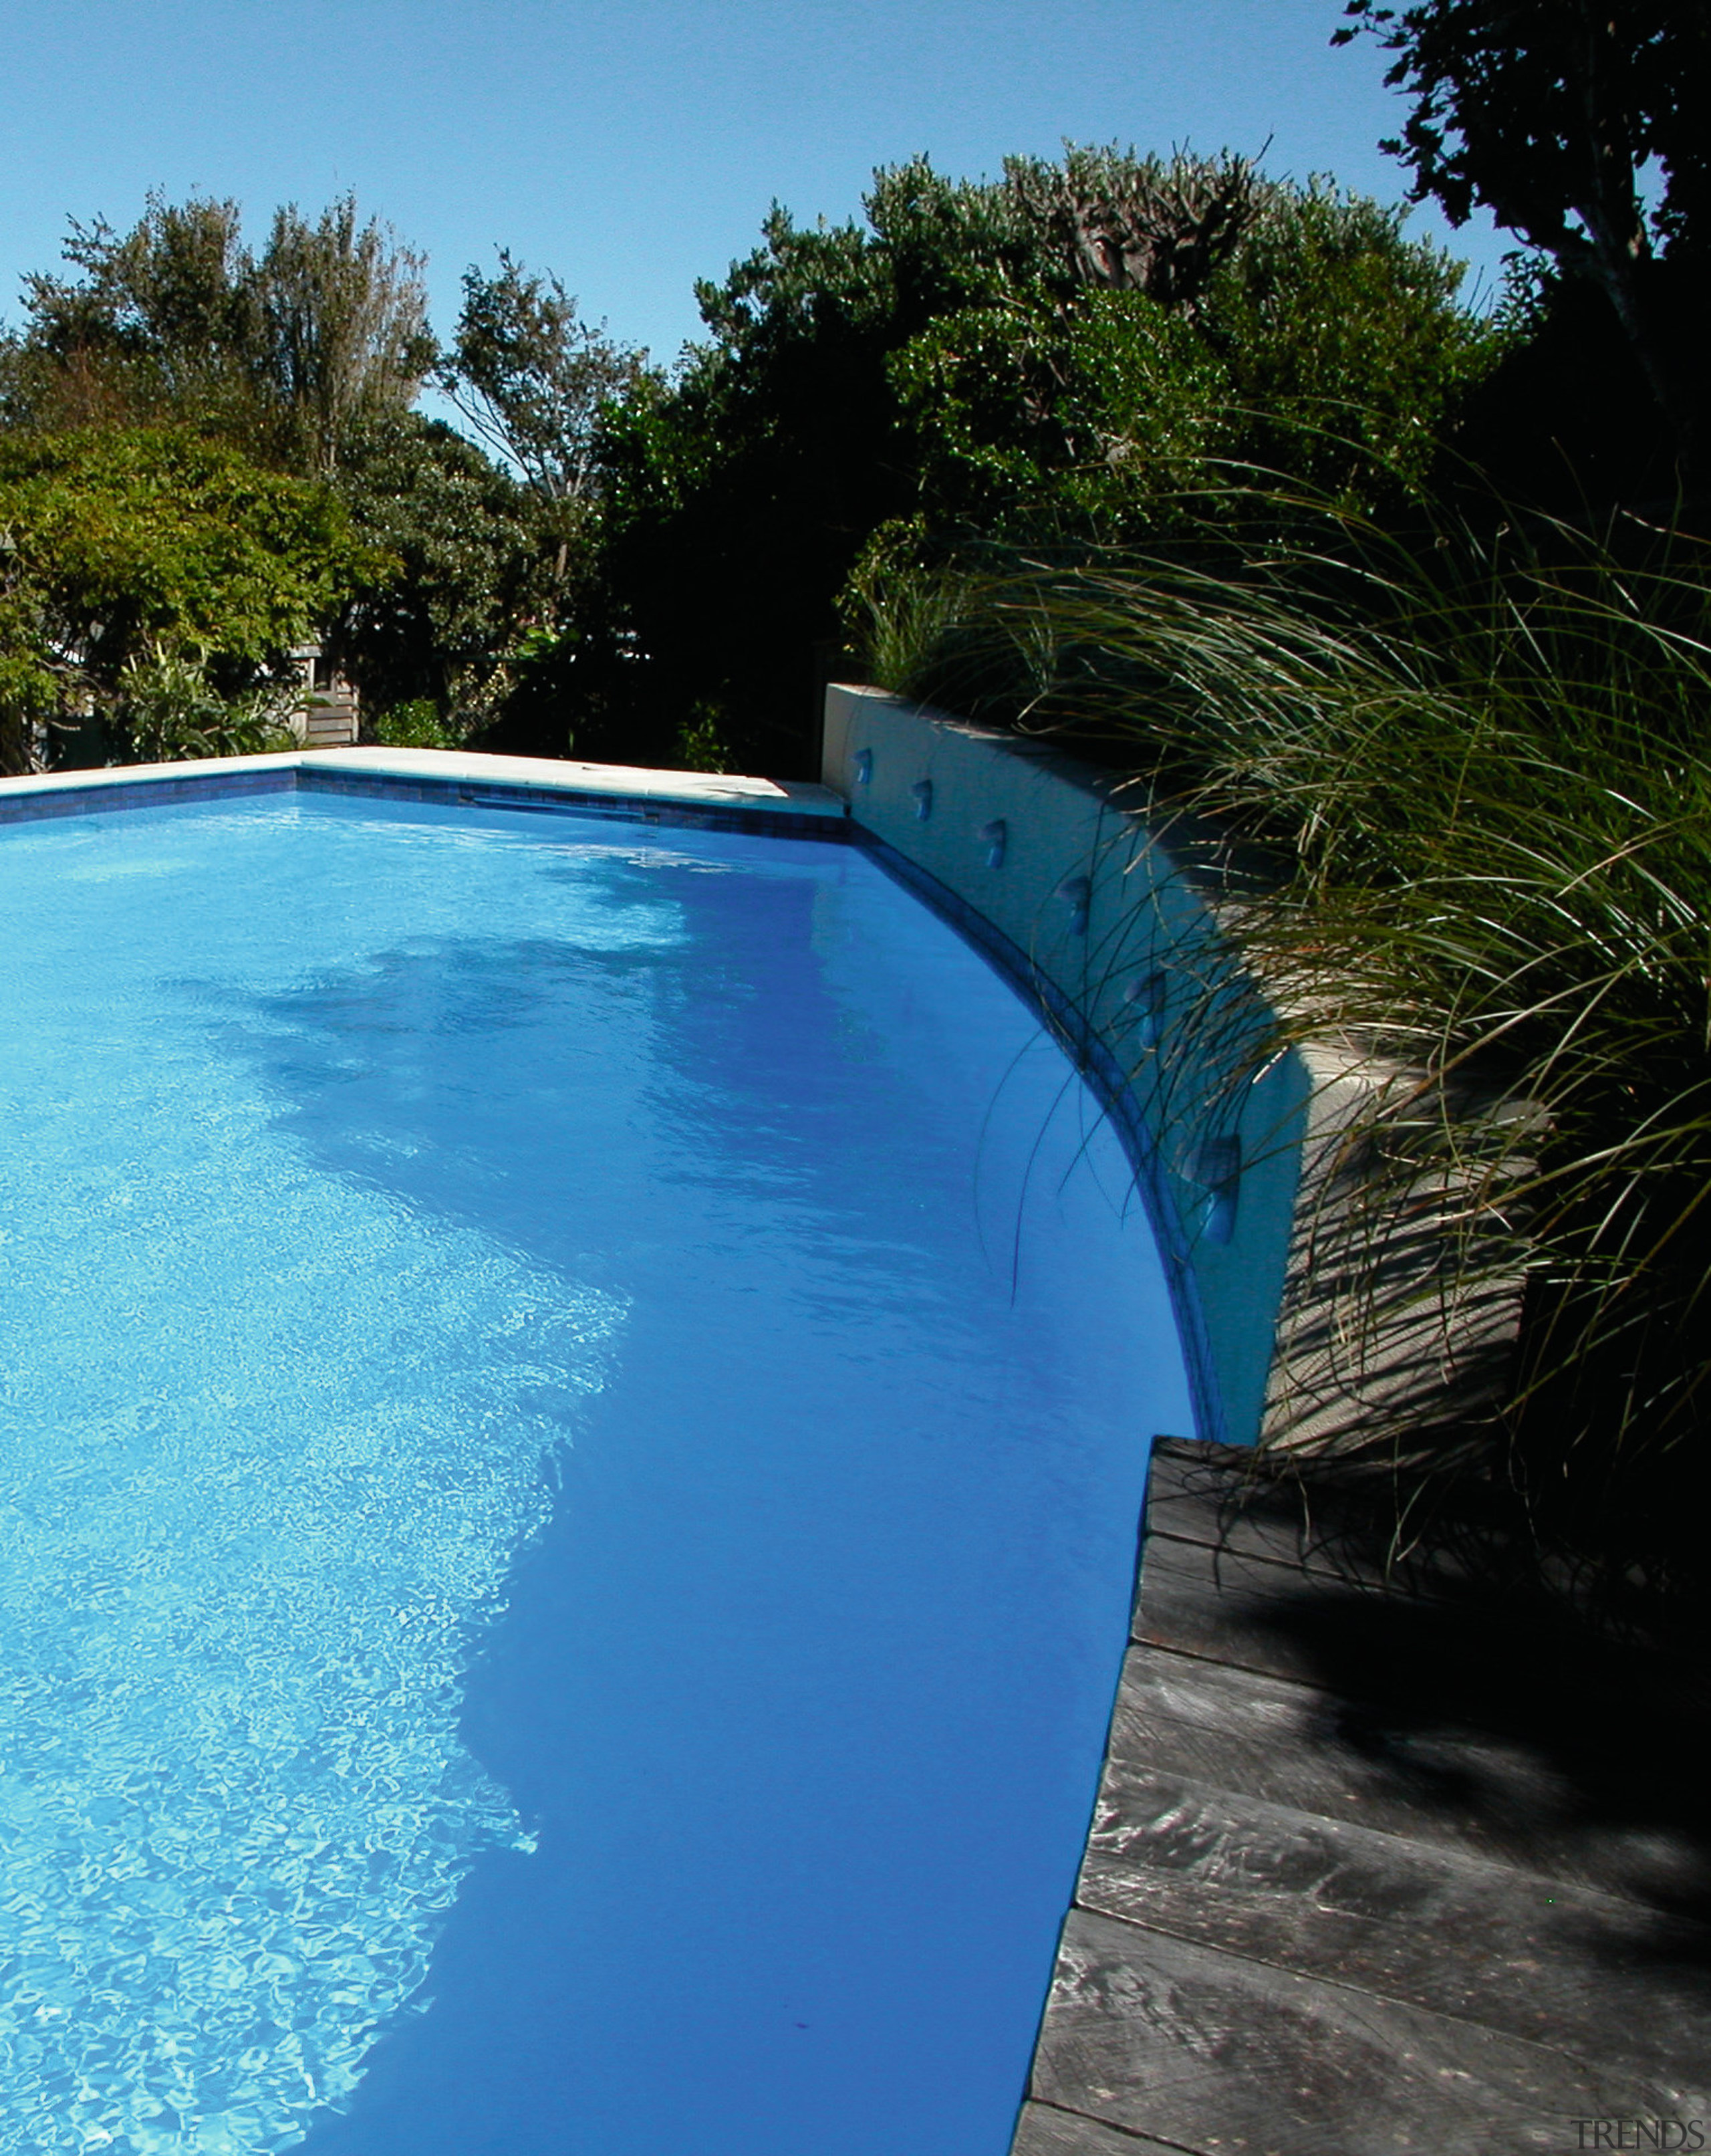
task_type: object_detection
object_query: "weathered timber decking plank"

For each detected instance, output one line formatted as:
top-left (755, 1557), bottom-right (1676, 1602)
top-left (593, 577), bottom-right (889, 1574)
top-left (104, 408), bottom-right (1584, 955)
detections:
top-left (1141, 1447), bottom-right (1352, 1575)
top-left (1029, 1909), bottom-right (1652, 2155)
top-left (1140, 1440), bottom-right (1421, 1588)
top-left (1011, 2099), bottom-right (1193, 2154)
top-left (1077, 1760), bottom-right (1711, 2090)
top-left (1130, 1530), bottom-right (1394, 1682)
top-left (1014, 1440), bottom-right (1711, 2155)
top-left (1128, 1533), bottom-right (1708, 1855)
top-left (1108, 1647), bottom-right (1704, 1903)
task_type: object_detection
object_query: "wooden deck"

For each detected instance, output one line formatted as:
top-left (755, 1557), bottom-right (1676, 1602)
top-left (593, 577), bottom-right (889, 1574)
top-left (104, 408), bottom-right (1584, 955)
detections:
top-left (1012, 1439), bottom-right (1711, 2156)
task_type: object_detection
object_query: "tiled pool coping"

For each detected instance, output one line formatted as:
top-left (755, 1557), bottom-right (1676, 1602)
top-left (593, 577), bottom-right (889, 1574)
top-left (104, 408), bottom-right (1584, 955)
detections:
top-left (0, 746), bottom-right (851, 839)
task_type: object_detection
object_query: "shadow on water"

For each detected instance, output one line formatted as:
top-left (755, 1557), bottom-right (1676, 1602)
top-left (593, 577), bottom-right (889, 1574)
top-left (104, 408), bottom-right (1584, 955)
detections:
top-left (209, 852), bottom-right (1172, 2156)
top-left (249, 884), bottom-right (874, 2155)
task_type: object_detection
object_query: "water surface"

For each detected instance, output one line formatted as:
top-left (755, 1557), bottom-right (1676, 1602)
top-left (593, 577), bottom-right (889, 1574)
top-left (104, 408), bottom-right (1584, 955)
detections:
top-left (0, 795), bottom-right (1190, 2155)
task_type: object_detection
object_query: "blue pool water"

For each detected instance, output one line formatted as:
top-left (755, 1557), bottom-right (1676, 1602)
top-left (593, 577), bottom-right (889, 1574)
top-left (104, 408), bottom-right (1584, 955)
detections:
top-left (0, 792), bottom-right (1190, 2155)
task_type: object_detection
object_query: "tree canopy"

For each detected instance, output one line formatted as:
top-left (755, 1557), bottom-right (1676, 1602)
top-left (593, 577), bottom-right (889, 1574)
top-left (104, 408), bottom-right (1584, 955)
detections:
top-left (594, 147), bottom-right (1503, 771)
top-left (5, 191), bottom-right (434, 471)
top-left (0, 427), bottom-right (370, 769)
top-left (327, 410), bottom-right (553, 727)
top-left (439, 251), bottom-right (644, 516)
top-left (0, 113), bottom-right (1657, 779)
top-left (0, 195), bottom-right (632, 760)
top-left (1337, 0), bottom-right (1711, 467)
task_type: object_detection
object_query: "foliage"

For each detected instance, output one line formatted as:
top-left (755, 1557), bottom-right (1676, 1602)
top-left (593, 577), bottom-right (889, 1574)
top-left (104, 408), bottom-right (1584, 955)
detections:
top-left (0, 159), bottom-right (1501, 778)
top-left (368, 696), bottom-right (462, 750)
top-left (3, 191), bottom-right (434, 471)
top-left (1005, 144), bottom-right (1265, 308)
top-left (1336, 0), bottom-right (1711, 464)
top-left (114, 640), bottom-right (299, 763)
top-left (672, 705), bottom-right (735, 773)
top-left (596, 148), bottom-right (1498, 775)
top-left (439, 251), bottom-right (644, 517)
top-left (594, 175), bottom-right (964, 773)
top-left (0, 426), bottom-right (368, 771)
top-left (887, 288), bottom-right (1230, 531)
top-left (0, 194), bottom-right (626, 763)
top-left (886, 185), bottom-right (1496, 540)
top-left (252, 197), bottom-right (436, 471)
top-left (327, 412), bottom-right (551, 730)
top-left (0, 195), bottom-right (465, 759)
top-left (1446, 264), bottom-right (1682, 517)
top-left (2, 195), bottom-right (268, 441)
top-left (1208, 183), bottom-right (1502, 493)
top-left (841, 526), bottom-right (985, 706)
top-left (600, 152), bottom-right (1268, 772)
top-left (867, 502), bottom-right (1711, 1593)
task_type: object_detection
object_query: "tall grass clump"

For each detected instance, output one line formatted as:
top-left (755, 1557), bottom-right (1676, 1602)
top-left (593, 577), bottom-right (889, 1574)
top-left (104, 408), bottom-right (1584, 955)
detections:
top-left (858, 502), bottom-right (1711, 1608)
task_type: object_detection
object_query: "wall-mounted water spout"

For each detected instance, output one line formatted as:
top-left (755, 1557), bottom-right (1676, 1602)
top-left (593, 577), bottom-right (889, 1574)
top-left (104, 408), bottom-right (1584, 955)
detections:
top-left (853, 748), bottom-right (874, 786)
top-left (980, 818), bottom-right (1007, 870)
top-left (1192, 1135), bottom-right (1242, 1245)
top-left (912, 779), bottom-right (934, 822)
top-left (1124, 970), bottom-right (1168, 1049)
top-left (1057, 874), bottom-right (1091, 935)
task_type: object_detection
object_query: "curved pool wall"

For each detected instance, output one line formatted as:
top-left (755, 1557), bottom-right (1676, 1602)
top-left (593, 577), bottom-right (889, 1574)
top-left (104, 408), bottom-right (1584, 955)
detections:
top-left (823, 685), bottom-right (1307, 1452)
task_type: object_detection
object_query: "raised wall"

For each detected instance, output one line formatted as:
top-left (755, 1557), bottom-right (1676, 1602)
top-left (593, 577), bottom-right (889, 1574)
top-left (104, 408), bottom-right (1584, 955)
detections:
top-left (823, 683), bottom-right (1308, 1450)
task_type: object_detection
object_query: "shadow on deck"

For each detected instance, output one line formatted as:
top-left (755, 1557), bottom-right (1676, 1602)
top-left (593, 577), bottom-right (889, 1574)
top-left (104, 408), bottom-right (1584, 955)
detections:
top-left (1013, 1439), bottom-right (1711, 2156)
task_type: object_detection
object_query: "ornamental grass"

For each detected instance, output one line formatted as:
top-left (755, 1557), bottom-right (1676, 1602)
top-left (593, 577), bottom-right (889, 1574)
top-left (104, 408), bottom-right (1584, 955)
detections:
top-left (858, 497), bottom-right (1711, 1611)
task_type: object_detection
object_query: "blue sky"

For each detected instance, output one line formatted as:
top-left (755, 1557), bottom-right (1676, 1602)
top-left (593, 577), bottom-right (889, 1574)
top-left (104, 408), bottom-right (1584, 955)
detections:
top-left (0, 0), bottom-right (1510, 369)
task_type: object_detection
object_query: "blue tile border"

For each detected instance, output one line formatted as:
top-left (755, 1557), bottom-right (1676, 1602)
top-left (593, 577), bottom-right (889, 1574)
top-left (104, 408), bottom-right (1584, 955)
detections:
top-left (0, 768), bottom-right (297, 824)
top-left (854, 826), bottom-right (1223, 1450)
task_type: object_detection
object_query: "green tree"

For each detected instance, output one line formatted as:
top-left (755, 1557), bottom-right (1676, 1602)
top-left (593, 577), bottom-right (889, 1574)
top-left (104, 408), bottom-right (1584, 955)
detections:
top-left (884, 164), bottom-right (1500, 564)
top-left (2, 194), bottom-right (267, 440)
top-left (595, 193), bottom-right (933, 773)
top-left (2, 191), bottom-right (433, 473)
top-left (440, 251), bottom-right (644, 517)
top-left (0, 427), bottom-right (368, 771)
top-left (595, 146), bottom-right (1498, 774)
top-left (327, 411), bottom-right (550, 732)
top-left (1336, 0), bottom-right (1711, 467)
top-left (597, 152), bottom-right (1276, 770)
top-left (1207, 181), bottom-right (1500, 493)
top-left (254, 197), bottom-right (434, 472)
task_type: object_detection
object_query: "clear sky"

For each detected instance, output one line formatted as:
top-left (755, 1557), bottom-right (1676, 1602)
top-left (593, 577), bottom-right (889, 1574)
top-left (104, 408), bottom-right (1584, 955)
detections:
top-left (0, 0), bottom-right (1509, 370)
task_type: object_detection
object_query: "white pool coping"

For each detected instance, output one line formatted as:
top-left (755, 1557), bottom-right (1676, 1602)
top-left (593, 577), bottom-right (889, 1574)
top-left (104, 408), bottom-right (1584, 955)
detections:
top-left (0, 745), bottom-right (849, 820)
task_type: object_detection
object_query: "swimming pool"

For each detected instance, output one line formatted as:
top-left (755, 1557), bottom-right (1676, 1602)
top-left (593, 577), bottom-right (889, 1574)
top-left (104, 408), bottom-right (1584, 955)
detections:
top-left (0, 784), bottom-right (1190, 2155)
